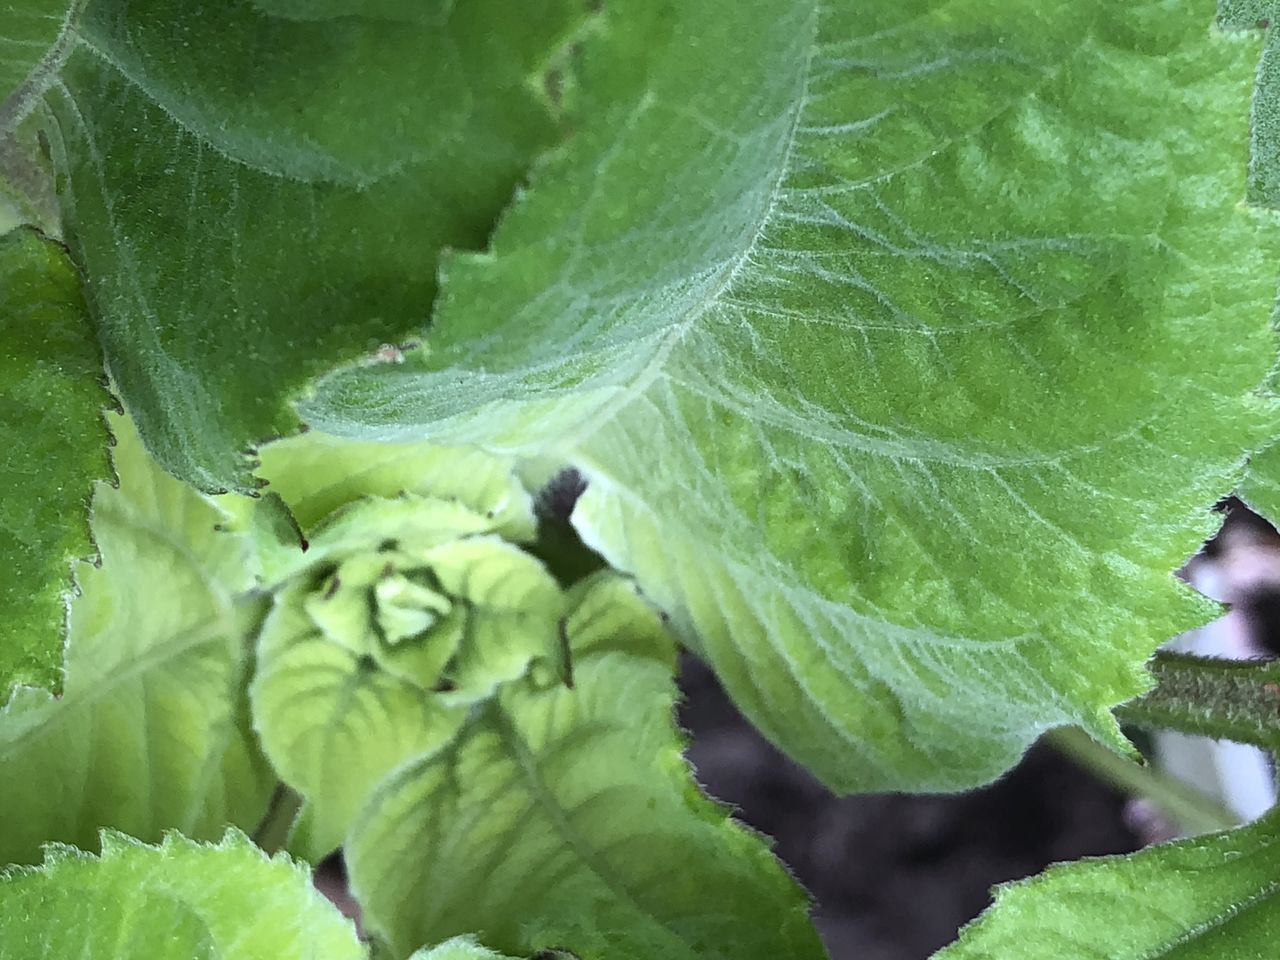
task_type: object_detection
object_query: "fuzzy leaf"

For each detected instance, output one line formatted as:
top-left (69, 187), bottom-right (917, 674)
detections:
top-left (1240, 442), bottom-right (1280, 526)
top-left (304, 0), bottom-right (1280, 789)
top-left (935, 814), bottom-right (1280, 959)
top-left (0, 414), bottom-right (272, 865)
top-left (0, 226), bottom-right (109, 695)
top-left (348, 573), bottom-right (825, 960)
top-left (6, 0), bottom-right (591, 492)
top-left (0, 829), bottom-right (364, 960)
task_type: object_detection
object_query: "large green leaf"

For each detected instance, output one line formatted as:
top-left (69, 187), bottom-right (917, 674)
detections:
top-left (0, 829), bottom-right (365, 960)
top-left (934, 814), bottom-right (1280, 959)
top-left (304, 0), bottom-right (1280, 789)
top-left (348, 573), bottom-right (825, 960)
top-left (1, 0), bottom-right (590, 492)
top-left (0, 226), bottom-right (108, 695)
top-left (0, 414), bottom-right (272, 865)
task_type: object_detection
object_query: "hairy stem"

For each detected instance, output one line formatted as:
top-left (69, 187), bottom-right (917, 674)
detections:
top-left (1045, 727), bottom-right (1238, 836)
top-left (0, 0), bottom-right (91, 140)
top-left (1116, 651), bottom-right (1280, 749)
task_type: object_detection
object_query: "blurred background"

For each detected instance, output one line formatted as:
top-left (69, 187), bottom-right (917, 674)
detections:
top-left (677, 498), bottom-right (1280, 960)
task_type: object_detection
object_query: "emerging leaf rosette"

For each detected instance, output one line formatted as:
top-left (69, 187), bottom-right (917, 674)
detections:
top-left (247, 434), bottom-right (564, 859)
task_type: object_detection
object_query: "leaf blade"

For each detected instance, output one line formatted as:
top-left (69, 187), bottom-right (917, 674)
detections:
top-left (0, 413), bottom-right (272, 865)
top-left (0, 225), bottom-right (109, 695)
top-left (934, 815), bottom-right (1280, 959)
top-left (0, 829), bottom-right (365, 960)
top-left (305, 0), bottom-right (1280, 789)
top-left (28, 0), bottom-right (590, 491)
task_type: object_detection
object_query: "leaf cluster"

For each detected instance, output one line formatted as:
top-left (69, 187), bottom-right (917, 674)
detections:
top-left (5, 0), bottom-right (1280, 957)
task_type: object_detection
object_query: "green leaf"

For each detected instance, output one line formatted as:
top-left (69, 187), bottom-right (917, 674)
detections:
top-left (8, 0), bottom-right (591, 492)
top-left (0, 829), bottom-right (365, 960)
top-left (406, 942), bottom-right (522, 960)
top-left (934, 813), bottom-right (1280, 959)
top-left (0, 413), bottom-right (272, 866)
top-left (348, 573), bottom-right (825, 960)
top-left (1240, 441), bottom-right (1280, 526)
top-left (254, 430), bottom-right (538, 545)
top-left (304, 0), bottom-right (1280, 789)
top-left (0, 226), bottom-right (108, 695)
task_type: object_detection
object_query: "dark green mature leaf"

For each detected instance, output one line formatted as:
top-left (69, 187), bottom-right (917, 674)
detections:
top-left (4, 0), bottom-right (590, 492)
top-left (348, 574), bottom-right (825, 960)
top-left (0, 830), bottom-right (365, 960)
top-left (0, 226), bottom-right (108, 695)
top-left (934, 814), bottom-right (1280, 959)
top-left (0, 414), bottom-right (272, 865)
top-left (303, 0), bottom-right (1280, 790)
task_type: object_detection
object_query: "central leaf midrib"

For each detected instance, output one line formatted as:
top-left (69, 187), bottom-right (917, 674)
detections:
top-left (491, 701), bottom-right (705, 959)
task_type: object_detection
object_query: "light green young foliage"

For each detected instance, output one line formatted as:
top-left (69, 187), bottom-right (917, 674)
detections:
top-left (305, 0), bottom-right (1280, 790)
top-left (0, 829), bottom-right (365, 960)
top-left (245, 431), bottom-right (551, 859)
top-left (349, 573), bottom-right (825, 960)
top-left (935, 812), bottom-right (1280, 959)
top-left (250, 489), bottom-right (561, 859)
top-left (1, 0), bottom-right (592, 492)
top-left (0, 226), bottom-right (108, 695)
top-left (0, 414), bottom-right (273, 865)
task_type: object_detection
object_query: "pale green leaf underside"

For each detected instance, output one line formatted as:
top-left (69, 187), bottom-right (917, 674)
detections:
top-left (935, 814), bottom-right (1280, 959)
top-left (3, 0), bottom-right (591, 492)
top-left (0, 830), bottom-right (365, 960)
top-left (305, 0), bottom-right (1280, 789)
top-left (0, 226), bottom-right (108, 696)
top-left (349, 573), bottom-right (825, 960)
top-left (0, 414), bottom-right (272, 866)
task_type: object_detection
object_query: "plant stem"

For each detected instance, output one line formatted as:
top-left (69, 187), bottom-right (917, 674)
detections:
top-left (0, 0), bottom-right (92, 140)
top-left (1046, 727), bottom-right (1239, 835)
top-left (1116, 651), bottom-right (1280, 749)
top-left (252, 784), bottom-right (304, 856)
